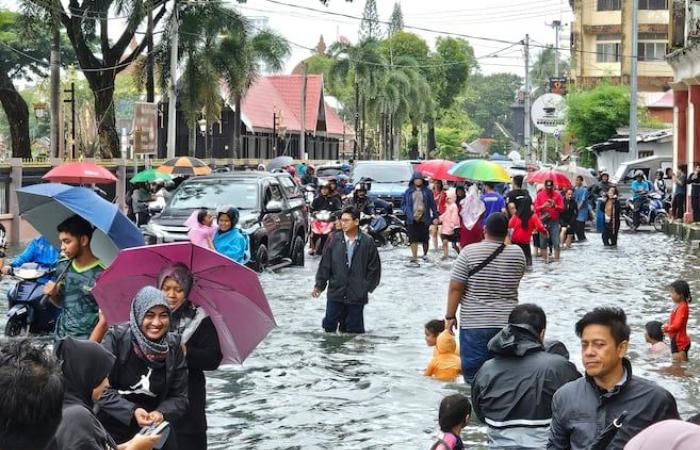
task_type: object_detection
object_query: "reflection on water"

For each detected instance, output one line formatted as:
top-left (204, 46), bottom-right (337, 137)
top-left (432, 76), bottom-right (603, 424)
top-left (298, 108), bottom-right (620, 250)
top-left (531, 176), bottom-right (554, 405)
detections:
top-left (1, 231), bottom-right (699, 449)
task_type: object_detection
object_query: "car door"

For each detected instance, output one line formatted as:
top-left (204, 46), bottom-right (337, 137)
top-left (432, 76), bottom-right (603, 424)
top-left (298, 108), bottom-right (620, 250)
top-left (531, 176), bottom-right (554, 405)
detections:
top-left (261, 181), bottom-right (287, 260)
top-left (278, 176), bottom-right (302, 251)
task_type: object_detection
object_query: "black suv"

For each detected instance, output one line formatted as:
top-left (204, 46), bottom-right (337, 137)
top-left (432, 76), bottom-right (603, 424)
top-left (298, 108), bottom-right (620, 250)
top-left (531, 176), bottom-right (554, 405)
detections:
top-left (143, 172), bottom-right (309, 271)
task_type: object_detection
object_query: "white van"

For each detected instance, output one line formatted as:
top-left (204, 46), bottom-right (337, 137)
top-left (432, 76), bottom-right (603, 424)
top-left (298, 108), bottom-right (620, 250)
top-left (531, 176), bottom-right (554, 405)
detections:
top-left (611, 155), bottom-right (673, 200)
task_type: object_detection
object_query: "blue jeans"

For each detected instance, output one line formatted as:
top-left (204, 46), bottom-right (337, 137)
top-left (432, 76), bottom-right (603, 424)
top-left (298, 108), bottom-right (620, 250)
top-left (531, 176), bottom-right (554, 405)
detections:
top-left (460, 327), bottom-right (501, 383)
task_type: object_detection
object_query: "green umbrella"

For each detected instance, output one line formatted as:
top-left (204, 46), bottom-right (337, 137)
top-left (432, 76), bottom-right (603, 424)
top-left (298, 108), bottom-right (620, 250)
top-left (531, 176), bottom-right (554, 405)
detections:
top-left (130, 168), bottom-right (174, 184)
top-left (448, 160), bottom-right (511, 183)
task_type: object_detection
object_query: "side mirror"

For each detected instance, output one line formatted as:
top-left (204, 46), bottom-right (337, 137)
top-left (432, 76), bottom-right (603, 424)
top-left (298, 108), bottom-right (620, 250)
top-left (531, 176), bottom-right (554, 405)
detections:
top-left (265, 200), bottom-right (283, 213)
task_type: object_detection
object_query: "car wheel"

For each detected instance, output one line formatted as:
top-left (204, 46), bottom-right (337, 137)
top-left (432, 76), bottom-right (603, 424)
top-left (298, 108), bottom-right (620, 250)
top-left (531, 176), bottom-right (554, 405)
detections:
top-left (290, 235), bottom-right (305, 266)
top-left (252, 244), bottom-right (269, 272)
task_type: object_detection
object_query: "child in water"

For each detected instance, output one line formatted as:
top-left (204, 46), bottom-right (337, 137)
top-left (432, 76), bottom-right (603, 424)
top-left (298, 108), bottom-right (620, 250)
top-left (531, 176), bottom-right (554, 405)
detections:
top-left (424, 329), bottom-right (462, 382)
top-left (430, 394), bottom-right (471, 450)
top-left (644, 321), bottom-right (669, 354)
top-left (663, 280), bottom-right (692, 362)
top-left (185, 208), bottom-right (216, 249)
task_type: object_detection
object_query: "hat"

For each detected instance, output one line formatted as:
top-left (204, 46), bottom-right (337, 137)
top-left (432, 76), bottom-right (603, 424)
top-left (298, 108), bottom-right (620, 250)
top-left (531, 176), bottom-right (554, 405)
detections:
top-left (634, 170), bottom-right (644, 178)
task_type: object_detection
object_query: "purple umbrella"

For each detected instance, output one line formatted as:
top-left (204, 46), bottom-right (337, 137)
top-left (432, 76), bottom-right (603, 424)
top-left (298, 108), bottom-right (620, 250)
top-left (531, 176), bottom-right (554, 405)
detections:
top-left (92, 242), bottom-right (275, 364)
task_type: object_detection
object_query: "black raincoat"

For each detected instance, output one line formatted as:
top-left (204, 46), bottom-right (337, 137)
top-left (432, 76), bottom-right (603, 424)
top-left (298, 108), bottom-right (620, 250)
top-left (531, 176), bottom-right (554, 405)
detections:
top-left (547, 358), bottom-right (679, 450)
top-left (471, 325), bottom-right (581, 448)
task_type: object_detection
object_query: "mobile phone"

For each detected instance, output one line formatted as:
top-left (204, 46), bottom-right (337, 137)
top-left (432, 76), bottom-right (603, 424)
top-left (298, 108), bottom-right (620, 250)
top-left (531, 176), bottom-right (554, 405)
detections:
top-left (138, 421), bottom-right (170, 449)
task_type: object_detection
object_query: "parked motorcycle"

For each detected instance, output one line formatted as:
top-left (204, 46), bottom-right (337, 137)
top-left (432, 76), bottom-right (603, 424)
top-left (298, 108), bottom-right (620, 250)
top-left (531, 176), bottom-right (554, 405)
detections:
top-left (360, 212), bottom-right (409, 247)
top-left (622, 193), bottom-right (668, 232)
top-left (309, 210), bottom-right (336, 255)
top-left (4, 263), bottom-right (60, 337)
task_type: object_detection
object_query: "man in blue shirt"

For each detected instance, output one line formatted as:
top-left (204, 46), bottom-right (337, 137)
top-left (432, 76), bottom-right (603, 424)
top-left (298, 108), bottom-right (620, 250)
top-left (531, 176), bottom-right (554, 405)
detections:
top-left (480, 182), bottom-right (506, 226)
top-left (1, 235), bottom-right (60, 275)
top-left (630, 170), bottom-right (650, 228)
top-left (573, 176), bottom-right (589, 242)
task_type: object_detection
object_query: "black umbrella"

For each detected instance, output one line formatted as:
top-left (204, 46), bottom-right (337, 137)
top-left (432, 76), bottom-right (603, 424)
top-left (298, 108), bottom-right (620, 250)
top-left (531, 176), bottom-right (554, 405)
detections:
top-left (588, 411), bottom-right (627, 450)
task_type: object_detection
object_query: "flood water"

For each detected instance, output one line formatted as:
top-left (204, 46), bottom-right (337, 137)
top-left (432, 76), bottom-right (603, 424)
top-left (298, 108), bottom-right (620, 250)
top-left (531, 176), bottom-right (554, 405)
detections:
top-left (2, 229), bottom-right (699, 449)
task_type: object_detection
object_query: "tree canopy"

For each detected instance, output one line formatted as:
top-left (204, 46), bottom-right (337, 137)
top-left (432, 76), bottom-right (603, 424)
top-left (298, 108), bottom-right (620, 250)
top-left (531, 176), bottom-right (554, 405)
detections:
top-left (565, 83), bottom-right (629, 148)
top-left (388, 3), bottom-right (404, 36)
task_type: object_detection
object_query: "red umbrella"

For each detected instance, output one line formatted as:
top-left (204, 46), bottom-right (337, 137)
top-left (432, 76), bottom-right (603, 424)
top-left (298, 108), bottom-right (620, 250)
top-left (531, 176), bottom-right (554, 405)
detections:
top-left (43, 161), bottom-right (117, 185)
top-left (526, 168), bottom-right (572, 189)
top-left (415, 159), bottom-right (462, 181)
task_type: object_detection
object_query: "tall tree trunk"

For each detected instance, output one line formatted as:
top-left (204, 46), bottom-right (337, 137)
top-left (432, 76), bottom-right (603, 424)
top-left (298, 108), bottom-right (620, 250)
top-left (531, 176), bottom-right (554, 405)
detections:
top-left (427, 118), bottom-right (437, 160)
top-left (189, 123), bottom-right (196, 157)
top-left (389, 115), bottom-right (395, 160)
top-left (146, 2), bottom-right (154, 103)
top-left (0, 72), bottom-right (31, 159)
top-left (92, 81), bottom-right (119, 157)
top-left (409, 123), bottom-right (419, 160)
top-left (360, 96), bottom-right (366, 160)
top-left (234, 95), bottom-right (242, 159)
top-left (50, 9), bottom-right (61, 158)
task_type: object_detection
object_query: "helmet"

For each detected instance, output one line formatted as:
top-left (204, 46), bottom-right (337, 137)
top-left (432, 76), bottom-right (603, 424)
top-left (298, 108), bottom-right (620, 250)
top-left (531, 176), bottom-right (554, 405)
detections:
top-left (634, 170), bottom-right (645, 178)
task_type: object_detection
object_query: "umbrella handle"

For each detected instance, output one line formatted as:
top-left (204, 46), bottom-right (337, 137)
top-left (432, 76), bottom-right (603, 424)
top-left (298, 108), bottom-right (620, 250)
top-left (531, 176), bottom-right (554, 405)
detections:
top-left (39, 259), bottom-right (73, 308)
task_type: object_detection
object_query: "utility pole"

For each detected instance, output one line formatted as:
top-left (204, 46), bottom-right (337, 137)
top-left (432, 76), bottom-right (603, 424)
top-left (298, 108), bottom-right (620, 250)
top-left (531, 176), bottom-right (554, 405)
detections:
top-left (146, 0), bottom-right (155, 103)
top-left (629, 0), bottom-right (639, 160)
top-left (353, 81), bottom-right (359, 161)
top-left (166, 0), bottom-right (179, 160)
top-left (63, 82), bottom-right (76, 160)
top-left (299, 63), bottom-right (307, 160)
top-left (551, 20), bottom-right (561, 77)
top-left (523, 34), bottom-right (532, 161)
top-left (49, 0), bottom-right (60, 158)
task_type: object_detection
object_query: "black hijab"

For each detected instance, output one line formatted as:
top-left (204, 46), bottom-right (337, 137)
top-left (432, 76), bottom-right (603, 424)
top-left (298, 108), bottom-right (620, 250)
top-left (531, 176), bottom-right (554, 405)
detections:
top-left (54, 337), bottom-right (115, 408)
top-left (217, 207), bottom-right (240, 234)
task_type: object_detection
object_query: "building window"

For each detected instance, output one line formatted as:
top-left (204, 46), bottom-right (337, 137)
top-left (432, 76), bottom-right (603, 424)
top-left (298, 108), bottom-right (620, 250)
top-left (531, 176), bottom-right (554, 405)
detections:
top-left (597, 0), bottom-right (621, 11)
top-left (596, 35), bottom-right (622, 62)
top-left (638, 42), bottom-right (668, 60)
top-left (639, 0), bottom-right (667, 10)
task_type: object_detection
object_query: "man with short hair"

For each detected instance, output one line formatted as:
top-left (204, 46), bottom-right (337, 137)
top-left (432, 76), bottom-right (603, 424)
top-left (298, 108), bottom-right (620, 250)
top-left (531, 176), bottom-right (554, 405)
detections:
top-left (573, 175), bottom-right (589, 242)
top-left (471, 304), bottom-right (580, 449)
top-left (534, 179), bottom-right (564, 263)
top-left (480, 182), bottom-right (506, 226)
top-left (548, 307), bottom-right (679, 450)
top-left (445, 213), bottom-right (526, 383)
top-left (312, 206), bottom-right (381, 334)
top-left (0, 339), bottom-right (64, 450)
top-left (631, 170), bottom-right (651, 228)
top-left (505, 175), bottom-right (531, 215)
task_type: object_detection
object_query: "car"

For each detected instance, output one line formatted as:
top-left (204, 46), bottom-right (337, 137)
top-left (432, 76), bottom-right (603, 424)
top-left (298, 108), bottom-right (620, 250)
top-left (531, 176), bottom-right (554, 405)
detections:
top-left (351, 161), bottom-right (414, 215)
top-left (143, 172), bottom-right (309, 271)
top-left (611, 155), bottom-right (673, 200)
top-left (316, 163), bottom-right (348, 178)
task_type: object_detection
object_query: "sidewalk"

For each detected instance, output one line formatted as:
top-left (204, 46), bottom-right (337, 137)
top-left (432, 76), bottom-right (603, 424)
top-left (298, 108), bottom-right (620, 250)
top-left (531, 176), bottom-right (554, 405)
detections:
top-left (663, 219), bottom-right (700, 244)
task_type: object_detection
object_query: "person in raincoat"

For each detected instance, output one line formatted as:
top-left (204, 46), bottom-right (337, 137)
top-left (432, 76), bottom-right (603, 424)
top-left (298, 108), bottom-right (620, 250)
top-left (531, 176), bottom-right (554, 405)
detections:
top-left (213, 207), bottom-right (250, 264)
top-left (97, 287), bottom-right (189, 450)
top-left (158, 263), bottom-right (222, 450)
top-left (401, 172), bottom-right (439, 265)
top-left (424, 330), bottom-right (462, 382)
top-left (50, 337), bottom-right (160, 450)
top-left (439, 190), bottom-right (461, 258)
top-left (458, 185), bottom-right (485, 249)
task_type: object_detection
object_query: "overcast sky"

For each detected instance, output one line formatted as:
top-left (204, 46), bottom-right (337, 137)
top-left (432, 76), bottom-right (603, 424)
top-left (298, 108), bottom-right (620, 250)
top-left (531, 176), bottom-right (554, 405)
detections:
top-left (1, 0), bottom-right (574, 78)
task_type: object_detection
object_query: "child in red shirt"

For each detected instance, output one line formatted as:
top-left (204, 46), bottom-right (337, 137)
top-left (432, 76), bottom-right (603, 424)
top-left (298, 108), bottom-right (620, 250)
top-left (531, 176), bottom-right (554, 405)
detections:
top-left (663, 280), bottom-right (691, 361)
top-left (507, 198), bottom-right (547, 267)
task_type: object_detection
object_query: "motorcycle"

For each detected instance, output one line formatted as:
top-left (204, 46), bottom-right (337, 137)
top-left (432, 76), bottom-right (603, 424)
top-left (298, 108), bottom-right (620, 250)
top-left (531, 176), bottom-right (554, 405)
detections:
top-left (4, 263), bottom-right (60, 337)
top-left (360, 212), bottom-right (409, 247)
top-left (622, 192), bottom-right (668, 232)
top-left (309, 210), bottom-right (336, 255)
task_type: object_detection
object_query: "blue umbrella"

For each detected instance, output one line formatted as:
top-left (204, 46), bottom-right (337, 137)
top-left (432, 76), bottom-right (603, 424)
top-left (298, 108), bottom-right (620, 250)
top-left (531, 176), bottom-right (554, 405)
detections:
top-left (16, 183), bottom-right (144, 264)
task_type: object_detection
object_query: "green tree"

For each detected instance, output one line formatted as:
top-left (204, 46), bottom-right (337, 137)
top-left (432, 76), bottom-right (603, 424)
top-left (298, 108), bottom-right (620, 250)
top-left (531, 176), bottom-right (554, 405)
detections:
top-left (566, 83), bottom-right (629, 149)
top-left (463, 72), bottom-right (522, 131)
top-left (359, 0), bottom-right (382, 42)
top-left (388, 3), bottom-right (404, 36)
top-left (530, 46), bottom-right (570, 92)
top-left (378, 31), bottom-right (430, 67)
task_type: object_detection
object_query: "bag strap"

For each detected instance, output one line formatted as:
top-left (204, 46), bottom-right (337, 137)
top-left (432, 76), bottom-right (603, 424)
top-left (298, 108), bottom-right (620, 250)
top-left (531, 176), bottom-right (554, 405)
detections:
top-left (468, 244), bottom-right (506, 278)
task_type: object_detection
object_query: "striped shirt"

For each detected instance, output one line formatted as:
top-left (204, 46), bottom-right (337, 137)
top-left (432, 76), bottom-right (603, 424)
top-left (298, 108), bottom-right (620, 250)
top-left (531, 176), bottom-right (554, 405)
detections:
top-left (451, 240), bottom-right (526, 329)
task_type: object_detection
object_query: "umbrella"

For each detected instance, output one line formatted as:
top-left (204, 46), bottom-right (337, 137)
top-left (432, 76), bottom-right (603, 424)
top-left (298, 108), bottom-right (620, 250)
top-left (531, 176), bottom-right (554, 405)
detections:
top-left (555, 164), bottom-right (597, 186)
top-left (156, 157), bottom-right (212, 176)
top-left (267, 156), bottom-right (294, 172)
top-left (92, 242), bottom-right (275, 364)
top-left (414, 160), bottom-right (462, 182)
top-left (448, 160), bottom-right (511, 183)
top-left (130, 168), bottom-right (174, 184)
top-left (526, 168), bottom-right (573, 189)
top-left (588, 411), bottom-right (627, 450)
top-left (16, 183), bottom-right (144, 265)
top-left (43, 161), bottom-right (118, 185)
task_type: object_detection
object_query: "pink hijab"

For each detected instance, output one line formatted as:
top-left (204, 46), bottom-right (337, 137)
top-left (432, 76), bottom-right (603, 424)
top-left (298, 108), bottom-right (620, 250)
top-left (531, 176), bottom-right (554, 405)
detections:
top-left (624, 420), bottom-right (700, 450)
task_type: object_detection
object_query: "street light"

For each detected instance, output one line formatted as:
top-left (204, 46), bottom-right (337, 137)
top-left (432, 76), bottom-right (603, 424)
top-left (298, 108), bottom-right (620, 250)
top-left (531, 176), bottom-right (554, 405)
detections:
top-left (198, 117), bottom-right (213, 163)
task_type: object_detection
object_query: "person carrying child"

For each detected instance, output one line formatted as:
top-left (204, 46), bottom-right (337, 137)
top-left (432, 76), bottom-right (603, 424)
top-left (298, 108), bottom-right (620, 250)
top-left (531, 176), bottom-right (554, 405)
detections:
top-left (430, 394), bottom-right (472, 450)
top-left (663, 280), bottom-right (691, 362)
top-left (439, 190), bottom-right (461, 259)
top-left (43, 215), bottom-right (105, 340)
top-left (185, 208), bottom-right (216, 249)
top-left (425, 329), bottom-right (462, 382)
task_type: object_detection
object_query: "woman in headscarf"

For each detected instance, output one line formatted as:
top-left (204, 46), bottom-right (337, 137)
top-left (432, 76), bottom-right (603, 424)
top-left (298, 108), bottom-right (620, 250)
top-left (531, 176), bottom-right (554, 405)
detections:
top-left (97, 286), bottom-right (188, 450)
top-left (51, 338), bottom-right (160, 450)
top-left (458, 184), bottom-right (485, 249)
top-left (158, 263), bottom-right (222, 450)
top-left (213, 206), bottom-right (250, 264)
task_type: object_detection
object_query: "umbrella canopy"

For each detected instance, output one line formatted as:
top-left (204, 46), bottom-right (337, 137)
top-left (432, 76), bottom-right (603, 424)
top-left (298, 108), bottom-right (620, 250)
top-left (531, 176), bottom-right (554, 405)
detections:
top-left (448, 160), bottom-right (511, 183)
top-left (17, 183), bottom-right (144, 265)
top-left (93, 242), bottom-right (275, 364)
top-left (43, 161), bottom-right (118, 185)
top-left (156, 157), bottom-right (212, 176)
top-left (414, 160), bottom-right (462, 182)
top-left (267, 156), bottom-right (294, 172)
top-left (555, 164), bottom-right (597, 186)
top-left (130, 168), bottom-right (174, 184)
top-left (526, 168), bottom-right (573, 189)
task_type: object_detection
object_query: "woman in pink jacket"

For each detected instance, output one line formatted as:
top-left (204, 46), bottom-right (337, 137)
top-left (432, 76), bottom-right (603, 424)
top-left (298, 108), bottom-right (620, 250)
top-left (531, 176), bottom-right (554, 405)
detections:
top-left (439, 190), bottom-right (461, 259)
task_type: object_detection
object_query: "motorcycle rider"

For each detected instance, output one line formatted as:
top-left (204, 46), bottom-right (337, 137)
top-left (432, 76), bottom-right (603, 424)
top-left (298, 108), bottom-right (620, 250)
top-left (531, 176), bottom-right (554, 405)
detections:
top-left (1, 235), bottom-right (59, 281)
top-left (653, 170), bottom-right (667, 197)
top-left (301, 165), bottom-right (318, 187)
top-left (631, 170), bottom-right (651, 228)
top-left (589, 170), bottom-right (613, 202)
top-left (345, 181), bottom-right (375, 216)
top-left (310, 182), bottom-right (343, 255)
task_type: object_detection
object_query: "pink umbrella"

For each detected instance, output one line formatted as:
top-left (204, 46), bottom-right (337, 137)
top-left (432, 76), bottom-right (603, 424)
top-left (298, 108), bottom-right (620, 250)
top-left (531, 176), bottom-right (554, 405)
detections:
top-left (415, 159), bottom-right (463, 181)
top-left (92, 242), bottom-right (275, 364)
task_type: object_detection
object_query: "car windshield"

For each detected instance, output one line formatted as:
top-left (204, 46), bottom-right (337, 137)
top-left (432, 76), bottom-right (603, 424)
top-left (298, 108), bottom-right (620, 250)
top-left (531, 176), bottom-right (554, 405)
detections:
top-left (167, 180), bottom-right (258, 211)
top-left (316, 167), bottom-right (343, 177)
top-left (352, 164), bottom-right (413, 183)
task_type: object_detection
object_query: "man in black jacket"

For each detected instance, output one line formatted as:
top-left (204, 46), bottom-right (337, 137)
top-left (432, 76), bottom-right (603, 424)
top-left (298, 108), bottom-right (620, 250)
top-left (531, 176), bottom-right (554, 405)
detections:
top-left (471, 304), bottom-right (580, 449)
top-left (548, 307), bottom-right (679, 450)
top-left (312, 206), bottom-right (381, 333)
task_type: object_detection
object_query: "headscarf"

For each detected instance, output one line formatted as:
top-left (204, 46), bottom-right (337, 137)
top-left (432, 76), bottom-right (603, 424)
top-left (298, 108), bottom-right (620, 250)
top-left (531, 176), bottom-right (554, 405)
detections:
top-left (217, 206), bottom-right (240, 233)
top-left (54, 337), bottom-right (115, 408)
top-left (129, 286), bottom-right (171, 363)
top-left (623, 420), bottom-right (700, 450)
top-left (158, 262), bottom-right (194, 300)
top-left (459, 185), bottom-right (485, 230)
